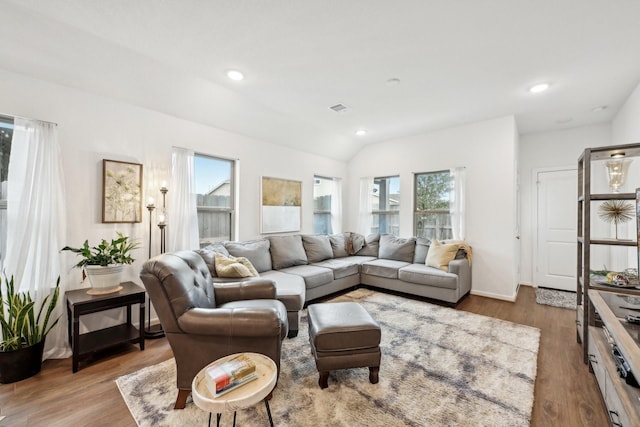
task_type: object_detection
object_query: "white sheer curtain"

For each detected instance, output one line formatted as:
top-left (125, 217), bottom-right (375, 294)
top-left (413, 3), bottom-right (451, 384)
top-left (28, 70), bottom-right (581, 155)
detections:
top-left (358, 177), bottom-right (374, 236)
top-left (330, 179), bottom-right (342, 234)
top-left (167, 147), bottom-right (199, 251)
top-left (449, 167), bottom-right (466, 240)
top-left (4, 118), bottom-right (69, 359)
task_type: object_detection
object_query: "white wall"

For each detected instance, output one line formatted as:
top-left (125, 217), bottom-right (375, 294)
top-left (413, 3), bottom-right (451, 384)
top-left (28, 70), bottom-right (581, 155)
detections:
top-left (347, 116), bottom-right (519, 301)
top-left (0, 67), bottom-right (347, 327)
top-left (613, 81), bottom-right (640, 145)
top-left (518, 124), bottom-right (611, 285)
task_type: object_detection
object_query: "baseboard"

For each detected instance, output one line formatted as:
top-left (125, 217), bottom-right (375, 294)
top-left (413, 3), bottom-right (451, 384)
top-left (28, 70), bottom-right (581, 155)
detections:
top-left (470, 289), bottom-right (517, 302)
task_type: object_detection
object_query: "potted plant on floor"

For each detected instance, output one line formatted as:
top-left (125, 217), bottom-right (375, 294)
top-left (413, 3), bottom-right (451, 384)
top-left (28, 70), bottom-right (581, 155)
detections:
top-left (0, 275), bottom-right (61, 383)
top-left (61, 232), bottom-right (140, 292)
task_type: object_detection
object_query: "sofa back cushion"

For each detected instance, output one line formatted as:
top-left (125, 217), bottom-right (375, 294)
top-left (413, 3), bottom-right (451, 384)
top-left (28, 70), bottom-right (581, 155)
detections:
top-left (356, 233), bottom-right (380, 257)
top-left (268, 235), bottom-right (308, 269)
top-left (329, 233), bottom-right (349, 258)
top-left (225, 239), bottom-right (272, 273)
top-left (195, 243), bottom-right (230, 277)
top-left (378, 235), bottom-right (416, 263)
top-left (302, 235), bottom-right (333, 263)
top-left (413, 237), bottom-right (431, 264)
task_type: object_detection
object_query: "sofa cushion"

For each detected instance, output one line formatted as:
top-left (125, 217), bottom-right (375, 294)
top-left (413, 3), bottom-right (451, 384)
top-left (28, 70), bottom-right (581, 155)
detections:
top-left (278, 265), bottom-right (334, 289)
top-left (302, 235), bottom-right (333, 263)
top-left (399, 264), bottom-right (458, 290)
top-left (195, 243), bottom-right (230, 277)
top-left (413, 237), bottom-right (431, 264)
top-left (268, 235), bottom-right (308, 269)
top-left (356, 233), bottom-right (380, 257)
top-left (312, 258), bottom-right (360, 280)
top-left (361, 259), bottom-right (410, 279)
top-left (225, 239), bottom-right (272, 273)
top-left (378, 235), bottom-right (416, 263)
top-left (214, 252), bottom-right (258, 278)
top-left (329, 233), bottom-right (349, 258)
top-left (259, 270), bottom-right (306, 311)
top-left (426, 240), bottom-right (459, 271)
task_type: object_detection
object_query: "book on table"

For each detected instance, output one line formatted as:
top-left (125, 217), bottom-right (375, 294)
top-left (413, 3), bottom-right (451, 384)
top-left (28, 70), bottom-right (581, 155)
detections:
top-left (205, 354), bottom-right (258, 396)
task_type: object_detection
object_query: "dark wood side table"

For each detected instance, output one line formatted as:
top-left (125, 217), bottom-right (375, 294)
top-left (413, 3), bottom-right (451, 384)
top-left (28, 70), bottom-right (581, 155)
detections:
top-left (66, 281), bottom-right (145, 373)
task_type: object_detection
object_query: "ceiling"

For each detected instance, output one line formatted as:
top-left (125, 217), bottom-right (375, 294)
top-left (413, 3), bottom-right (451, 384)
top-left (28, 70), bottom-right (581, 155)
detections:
top-left (1, 1), bottom-right (640, 161)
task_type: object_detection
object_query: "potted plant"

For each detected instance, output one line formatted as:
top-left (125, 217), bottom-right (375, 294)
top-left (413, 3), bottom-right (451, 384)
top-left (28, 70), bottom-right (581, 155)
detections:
top-left (0, 275), bottom-right (60, 383)
top-left (61, 232), bottom-right (140, 292)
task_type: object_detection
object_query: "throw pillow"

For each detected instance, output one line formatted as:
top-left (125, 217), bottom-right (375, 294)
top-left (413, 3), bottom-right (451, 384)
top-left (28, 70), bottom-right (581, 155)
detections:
top-left (302, 235), bottom-right (333, 263)
top-left (225, 239), bottom-right (272, 273)
top-left (195, 243), bottom-right (230, 277)
top-left (329, 233), bottom-right (349, 258)
top-left (425, 240), bottom-right (459, 271)
top-left (378, 234), bottom-right (416, 263)
top-left (214, 252), bottom-right (258, 278)
top-left (356, 233), bottom-right (380, 257)
top-left (413, 237), bottom-right (431, 264)
top-left (268, 235), bottom-right (308, 269)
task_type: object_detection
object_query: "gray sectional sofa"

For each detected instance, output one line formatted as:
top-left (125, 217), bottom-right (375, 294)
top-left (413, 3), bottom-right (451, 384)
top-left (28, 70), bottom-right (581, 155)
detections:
top-left (193, 232), bottom-right (472, 338)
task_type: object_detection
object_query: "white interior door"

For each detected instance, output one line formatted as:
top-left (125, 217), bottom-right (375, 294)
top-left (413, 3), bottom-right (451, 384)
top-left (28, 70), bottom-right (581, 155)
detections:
top-left (535, 168), bottom-right (577, 291)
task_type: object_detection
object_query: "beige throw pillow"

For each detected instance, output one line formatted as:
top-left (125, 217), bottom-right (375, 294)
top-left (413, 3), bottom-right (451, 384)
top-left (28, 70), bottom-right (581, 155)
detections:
top-left (214, 252), bottom-right (258, 278)
top-left (425, 240), bottom-right (459, 271)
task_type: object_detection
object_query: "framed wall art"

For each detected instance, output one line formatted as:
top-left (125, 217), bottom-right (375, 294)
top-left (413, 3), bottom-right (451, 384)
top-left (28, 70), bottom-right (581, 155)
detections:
top-left (102, 159), bottom-right (143, 223)
top-left (260, 176), bottom-right (302, 233)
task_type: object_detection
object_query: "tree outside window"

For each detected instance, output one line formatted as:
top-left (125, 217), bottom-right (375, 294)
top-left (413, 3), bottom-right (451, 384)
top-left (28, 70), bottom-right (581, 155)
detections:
top-left (414, 171), bottom-right (452, 240)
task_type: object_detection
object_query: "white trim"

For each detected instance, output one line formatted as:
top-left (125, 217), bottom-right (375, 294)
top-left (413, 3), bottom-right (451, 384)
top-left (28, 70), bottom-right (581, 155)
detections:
top-left (470, 289), bottom-right (517, 302)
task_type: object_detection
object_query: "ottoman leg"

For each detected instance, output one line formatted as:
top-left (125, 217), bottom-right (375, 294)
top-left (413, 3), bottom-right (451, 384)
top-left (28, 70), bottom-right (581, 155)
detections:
top-left (318, 371), bottom-right (330, 389)
top-left (369, 366), bottom-right (379, 384)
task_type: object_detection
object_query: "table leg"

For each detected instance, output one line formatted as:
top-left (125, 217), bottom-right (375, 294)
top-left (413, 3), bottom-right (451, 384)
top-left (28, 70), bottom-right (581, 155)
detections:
top-left (139, 298), bottom-right (145, 350)
top-left (264, 398), bottom-right (274, 427)
top-left (216, 413), bottom-right (221, 427)
top-left (72, 310), bottom-right (80, 373)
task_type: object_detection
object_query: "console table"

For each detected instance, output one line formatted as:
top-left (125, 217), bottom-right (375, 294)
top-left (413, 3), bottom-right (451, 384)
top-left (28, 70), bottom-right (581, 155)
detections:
top-left (66, 281), bottom-right (145, 373)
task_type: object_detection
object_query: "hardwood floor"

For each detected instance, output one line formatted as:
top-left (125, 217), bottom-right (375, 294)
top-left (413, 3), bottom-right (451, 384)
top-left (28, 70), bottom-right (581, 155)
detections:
top-left (0, 285), bottom-right (608, 426)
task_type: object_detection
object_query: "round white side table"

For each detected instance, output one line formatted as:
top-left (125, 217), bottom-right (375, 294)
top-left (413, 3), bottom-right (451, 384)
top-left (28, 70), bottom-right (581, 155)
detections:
top-left (192, 352), bottom-right (277, 427)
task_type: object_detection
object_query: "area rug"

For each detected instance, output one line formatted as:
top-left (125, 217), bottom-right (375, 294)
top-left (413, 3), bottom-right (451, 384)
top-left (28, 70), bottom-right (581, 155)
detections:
top-left (116, 289), bottom-right (540, 426)
top-left (535, 287), bottom-right (577, 310)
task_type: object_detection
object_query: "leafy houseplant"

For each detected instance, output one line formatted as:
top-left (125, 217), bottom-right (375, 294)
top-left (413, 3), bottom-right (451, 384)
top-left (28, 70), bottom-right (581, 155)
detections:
top-left (0, 275), bottom-right (61, 383)
top-left (61, 232), bottom-right (139, 267)
top-left (61, 233), bottom-right (140, 291)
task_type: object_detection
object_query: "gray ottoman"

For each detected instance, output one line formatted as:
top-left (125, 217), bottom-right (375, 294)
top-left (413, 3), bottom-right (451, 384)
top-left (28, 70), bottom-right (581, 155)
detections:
top-left (307, 302), bottom-right (381, 389)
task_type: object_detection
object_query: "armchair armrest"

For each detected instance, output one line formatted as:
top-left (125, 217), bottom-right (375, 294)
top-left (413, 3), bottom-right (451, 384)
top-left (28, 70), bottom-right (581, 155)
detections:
top-left (213, 279), bottom-right (276, 305)
top-left (178, 307), bottom-right (282, 337)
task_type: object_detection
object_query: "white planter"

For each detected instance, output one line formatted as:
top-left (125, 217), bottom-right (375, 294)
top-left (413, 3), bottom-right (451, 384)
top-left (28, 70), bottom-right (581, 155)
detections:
top-left (84, 264), bottom-right (125, 291)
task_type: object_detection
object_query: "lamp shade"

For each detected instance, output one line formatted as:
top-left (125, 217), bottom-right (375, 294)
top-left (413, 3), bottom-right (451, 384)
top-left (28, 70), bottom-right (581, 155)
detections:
top-left (605, 155), bottom-right (632, 192)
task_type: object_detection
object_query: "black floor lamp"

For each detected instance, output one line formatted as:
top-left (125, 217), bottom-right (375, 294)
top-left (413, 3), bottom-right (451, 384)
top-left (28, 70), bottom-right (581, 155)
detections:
top-left (144, 189), bottom-right (165, 339)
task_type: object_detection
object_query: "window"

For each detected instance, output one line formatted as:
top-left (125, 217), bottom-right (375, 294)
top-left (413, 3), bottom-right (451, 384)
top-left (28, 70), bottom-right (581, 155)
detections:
top-left (313, 176), bottom-right (333, 234)
top-left (372, 175), bottom-right (400, 236)
top-left (194, 154), bottom-right (235, 247)
top-left (414, 170), bottom-right (452, 240)
top-left (0, 116), bottom-right (13, 268)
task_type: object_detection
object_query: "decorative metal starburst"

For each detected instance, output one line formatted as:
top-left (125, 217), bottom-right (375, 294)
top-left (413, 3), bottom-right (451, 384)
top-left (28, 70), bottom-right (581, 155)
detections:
top-left (598, 200), bottom-right (635, 239)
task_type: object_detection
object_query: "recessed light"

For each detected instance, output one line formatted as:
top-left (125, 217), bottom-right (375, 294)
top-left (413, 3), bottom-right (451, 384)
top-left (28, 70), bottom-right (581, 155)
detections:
top-left (226, 69), bottom-right (244, 81)
top-left (355, 129), bottom-right (367, 137)
top-left (528, 83), bottom-right (550, 93)
top-left (555, 117), bottom-right (573, 124)
top-left (591, 105), bottom-right (608, 113)
top-left (386, 78), bottom-right (401, 86)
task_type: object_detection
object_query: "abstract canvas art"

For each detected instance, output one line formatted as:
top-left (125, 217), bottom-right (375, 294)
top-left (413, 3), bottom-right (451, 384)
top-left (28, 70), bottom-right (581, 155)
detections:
top-left (260, 176), bottom-right (301, 233)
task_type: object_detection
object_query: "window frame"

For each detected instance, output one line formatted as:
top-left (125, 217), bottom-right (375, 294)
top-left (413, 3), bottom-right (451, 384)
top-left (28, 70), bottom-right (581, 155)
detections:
top-left (372, 175), bottom-right (400, 236)
top-left (413, 169), bottom-right (452, 240)
top-left (313, 175), bottom-right (334, 235)
top-left (194, 153), bottom-right (236, 247)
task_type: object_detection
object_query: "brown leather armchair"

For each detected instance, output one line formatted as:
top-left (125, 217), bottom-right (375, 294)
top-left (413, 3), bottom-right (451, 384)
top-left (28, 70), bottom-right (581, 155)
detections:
top-left (140, 251), bottom-right (289, 409)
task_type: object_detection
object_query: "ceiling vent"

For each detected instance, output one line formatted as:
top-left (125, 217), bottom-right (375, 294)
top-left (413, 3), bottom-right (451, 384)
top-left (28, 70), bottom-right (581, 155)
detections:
top-left (329, 103), bottom-right (350, 113)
